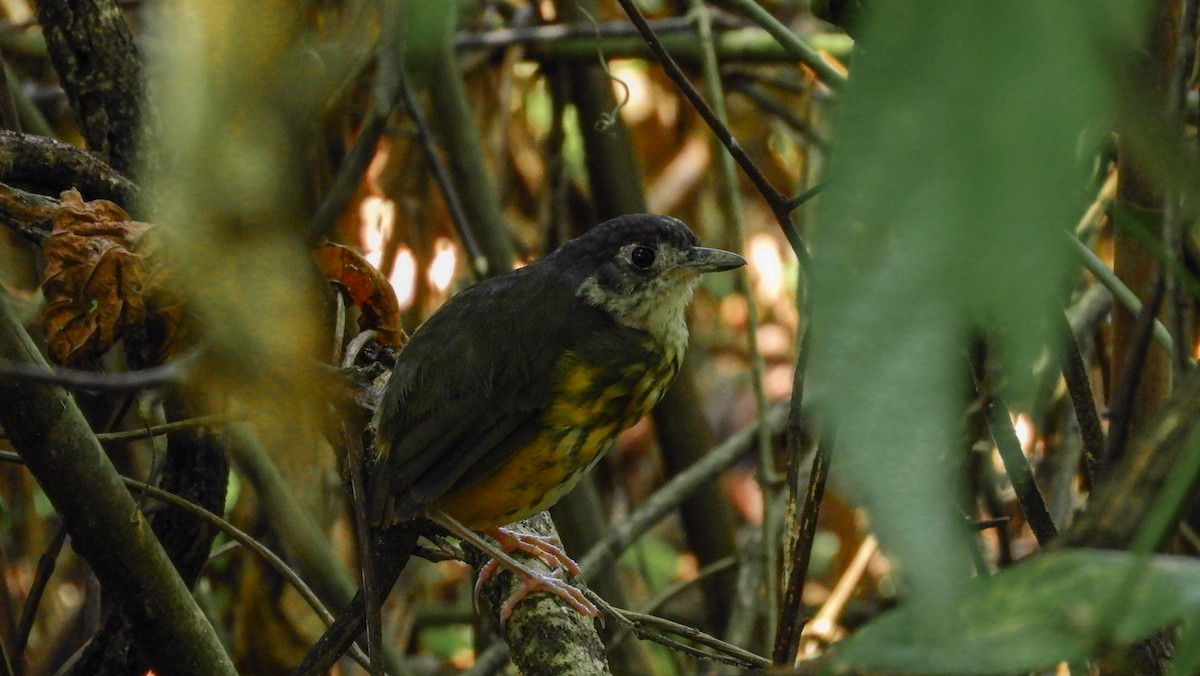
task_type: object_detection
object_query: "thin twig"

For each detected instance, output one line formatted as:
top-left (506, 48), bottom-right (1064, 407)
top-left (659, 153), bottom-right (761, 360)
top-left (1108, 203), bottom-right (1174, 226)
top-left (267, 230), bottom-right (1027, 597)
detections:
top-left (307, 101), bottom-right (391, 242)
top-left (719, 0), bottom-right (847, 90)
top-left (974, 517), bottom-right (1011, 531)
top-left (774, 423), bottom-right (834, 664)
top-left (973, 366), bottom-right (1058, 546)
top-left (606, 556), bottom-right (737, 651)
top-left (1066, 231), bottom-right (1174, 354)
top-left (1075, 168), bottom-right (1117, 238)
top-left (1057, 312), bottom-right (1104, 488)
top-left (0, 355), bottom-right (191, 391)
top-left (342, 329), bottom-right (379, 369)
top-left (614, 0), bottom-right (811, 268)
top-left (11, 522), bottom-right (66, 668)
top-left (396, 65), bottom-right (488, 279)
top-left (687, 0), bottom-right (780, 640)
top-left (1164, 0), bottom-right (1199, 379)
top-left (91, 413), bottom-right (243, 444)
top-left (726, 77), bottom-right (830, 151)
top-left (587, 590), bottom-right (772, 670)
top-left (777, 321), bottom-right (812, 654)
top-left (344, 423), bottom-right (382, 675)
top-left (1104, 274), bottom-right (1167, 466)
top-left (785, 182), bottom-right (825, 212)
top-left (331, 283), bottom-right (348, 365)
top-left (578, 402), bottom-right (789, 577)
top-left (797, 536), bottom-right (877, 660)
top-left (456, 16), bottom-right (730, 49)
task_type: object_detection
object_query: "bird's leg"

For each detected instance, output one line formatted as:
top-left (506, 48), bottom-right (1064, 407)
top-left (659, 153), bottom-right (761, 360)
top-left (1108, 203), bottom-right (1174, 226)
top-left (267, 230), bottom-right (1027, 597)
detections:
top-left (430, 510), bottom-right (598, 625)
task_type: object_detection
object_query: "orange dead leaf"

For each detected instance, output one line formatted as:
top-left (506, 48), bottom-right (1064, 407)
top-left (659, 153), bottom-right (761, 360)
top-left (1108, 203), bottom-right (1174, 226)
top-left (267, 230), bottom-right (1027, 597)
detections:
top-left (315, 242), bottom-right (405, 348)
top-left (40, 190), bottom-right (152, 366)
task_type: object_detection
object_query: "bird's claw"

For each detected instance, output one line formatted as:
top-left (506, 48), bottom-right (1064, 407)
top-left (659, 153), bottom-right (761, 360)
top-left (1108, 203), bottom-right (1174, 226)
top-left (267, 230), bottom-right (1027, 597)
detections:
top-left (471, 527), bottom-right (597, 629)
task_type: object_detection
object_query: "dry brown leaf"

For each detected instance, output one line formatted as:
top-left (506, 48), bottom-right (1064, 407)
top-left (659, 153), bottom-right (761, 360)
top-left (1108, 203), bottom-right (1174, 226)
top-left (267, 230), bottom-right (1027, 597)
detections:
top-left (40, 189), bottom-right (152, 366)
top-left (315, 242), bottom-right (404, 348)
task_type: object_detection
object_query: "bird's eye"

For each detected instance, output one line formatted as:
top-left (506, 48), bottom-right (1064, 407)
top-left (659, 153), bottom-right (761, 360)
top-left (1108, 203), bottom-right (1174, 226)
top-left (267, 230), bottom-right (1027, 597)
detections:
top-left (630, 245), bottom-right (656, 270)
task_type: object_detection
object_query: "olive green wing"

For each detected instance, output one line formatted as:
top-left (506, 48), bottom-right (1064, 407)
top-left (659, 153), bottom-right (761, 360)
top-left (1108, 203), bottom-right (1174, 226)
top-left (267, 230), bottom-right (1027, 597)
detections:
top-left (368, 268), bottom-right (613, 523)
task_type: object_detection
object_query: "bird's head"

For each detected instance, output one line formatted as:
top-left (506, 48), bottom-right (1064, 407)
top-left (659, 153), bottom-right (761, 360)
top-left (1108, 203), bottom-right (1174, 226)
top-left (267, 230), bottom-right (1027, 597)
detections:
top-left (546, 214), bottom-right (745, 352)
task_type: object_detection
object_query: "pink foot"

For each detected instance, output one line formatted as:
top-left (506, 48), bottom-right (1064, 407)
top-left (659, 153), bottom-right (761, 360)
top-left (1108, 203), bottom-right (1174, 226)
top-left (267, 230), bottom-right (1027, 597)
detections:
top-left (472, 527), bottom-right (598, 626)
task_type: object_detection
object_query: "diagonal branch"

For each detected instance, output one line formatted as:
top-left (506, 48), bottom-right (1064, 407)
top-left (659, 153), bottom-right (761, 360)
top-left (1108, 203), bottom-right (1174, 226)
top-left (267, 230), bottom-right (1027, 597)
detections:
top-left (614, 0), bottom-right (811, 268)
top-left (36, 0), bottom-right (147, 176)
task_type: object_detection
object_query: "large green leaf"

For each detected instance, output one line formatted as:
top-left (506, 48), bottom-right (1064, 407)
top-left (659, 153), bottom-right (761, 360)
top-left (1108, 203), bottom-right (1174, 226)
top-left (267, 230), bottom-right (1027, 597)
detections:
top-left (809, 0), bottom-right (1146, 627)
top-left (826, 549), bottom-right (1200, 674)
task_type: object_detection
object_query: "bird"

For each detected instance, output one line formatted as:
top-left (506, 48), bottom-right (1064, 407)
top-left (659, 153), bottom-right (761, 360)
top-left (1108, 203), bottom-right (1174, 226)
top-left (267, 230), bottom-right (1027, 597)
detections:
top-left (368, 213), bottom-right (745, 620)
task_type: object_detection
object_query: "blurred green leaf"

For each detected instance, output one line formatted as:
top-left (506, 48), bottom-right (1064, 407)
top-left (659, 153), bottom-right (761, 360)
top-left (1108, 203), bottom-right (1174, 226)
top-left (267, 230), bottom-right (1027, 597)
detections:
top-left (827, 549), bottom-right (1200, 673)
top-left (420, 623), bottom-right (473, 661)
top-left (396, 0), bottom-right (458, 86)
top-left (809, 0), bottom-right (1145, 628)
top-left (620, 534), bottom-right (682, 594)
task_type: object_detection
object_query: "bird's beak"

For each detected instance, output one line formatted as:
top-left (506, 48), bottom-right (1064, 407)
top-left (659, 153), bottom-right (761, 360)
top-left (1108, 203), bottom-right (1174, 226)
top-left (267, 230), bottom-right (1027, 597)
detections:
top-left (687, 246), bottom-right (746, 273)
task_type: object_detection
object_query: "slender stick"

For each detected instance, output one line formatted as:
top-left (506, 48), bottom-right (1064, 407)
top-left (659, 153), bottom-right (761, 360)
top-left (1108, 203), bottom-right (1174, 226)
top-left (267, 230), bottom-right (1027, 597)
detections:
top-left (578, 402), bottom-right (789, 576)
top-left (1105, 274), bottom-right (1167, 465)
top-left (719, 0), bottom-right (847, 90)
top-left (614, 0), bottom-right (811, 268)
top-left (773, 424), bottom-right (834, 664)
top-left (688, 0), bottom-right (780, 639)
top-left (1164, 0), bottom-right (1199, 378)
top-left (306, 100), bottom-right (390, 241)
top-left (92, 414), bottom-right (243, 444)
top-left (0, 355), bottom-right (191, 391)
top-left (973, 370), bottom-right (1058, 546)
top-left (1074, 168), bottom-right (1117, 238)
top-left (607, 556), bottom-right (737, 650)
top-left (586, 591), bottom-right (773, 670)
top-left (344, 424), bottom-right (382, 675)
top-left (1057, 312), bottom-right (1104, 487)
top-left (784, 183), bottom-right (825, 213)
top-left (796, 536), bottom-right (877, 660)
top-left (11, 522), bottom-right (67, 668)
top-left (776, 321), bottom-right (812, 650)
top-left (1066, 231), bottom-right (1174, 353)
top-left (727, 78), bottom-right (830, 150)
top-left (396, 66), bottom-right (488, 279)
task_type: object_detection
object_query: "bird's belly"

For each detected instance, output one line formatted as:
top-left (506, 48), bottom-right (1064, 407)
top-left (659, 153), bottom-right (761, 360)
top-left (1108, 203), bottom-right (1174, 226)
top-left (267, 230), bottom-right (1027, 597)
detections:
top-left (431, 424), bottom-right (617, 529)
top-left (432, 360), bottom-right (676, 530)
